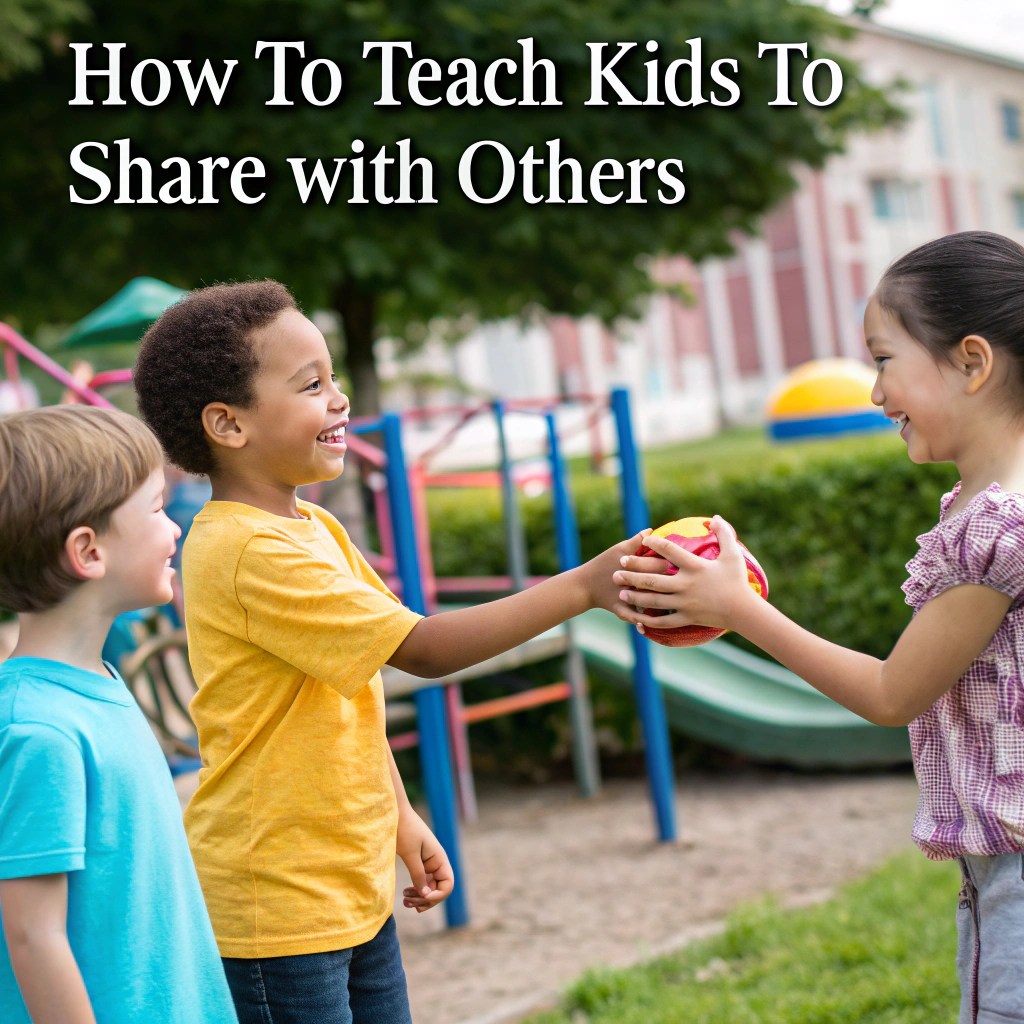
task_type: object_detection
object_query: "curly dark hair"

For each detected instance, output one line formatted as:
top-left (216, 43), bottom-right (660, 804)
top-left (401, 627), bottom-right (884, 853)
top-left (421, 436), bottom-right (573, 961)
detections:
top-left (134, 280), bottom-right (298, 474)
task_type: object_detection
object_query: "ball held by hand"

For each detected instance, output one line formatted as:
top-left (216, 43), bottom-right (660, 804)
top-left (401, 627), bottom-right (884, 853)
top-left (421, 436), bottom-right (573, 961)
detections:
top-left (634, 516), bottom-right (768, 647)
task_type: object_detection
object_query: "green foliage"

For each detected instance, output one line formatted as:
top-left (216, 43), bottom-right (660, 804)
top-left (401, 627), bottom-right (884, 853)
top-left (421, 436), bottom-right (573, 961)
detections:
top-left (429, 430), bottom-right (958, 660)
top-left (0, 0), bottom-right (87, 80)
top-left (527, 851), bottom-right (960, 1024)
top-left (0, 0), bottom-right (902, 403)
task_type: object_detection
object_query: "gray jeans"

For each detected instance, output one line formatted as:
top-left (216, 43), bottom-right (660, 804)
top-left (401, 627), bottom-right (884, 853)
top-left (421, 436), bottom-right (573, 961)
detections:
top-left (957, 854), bottom-right (1024, 1024)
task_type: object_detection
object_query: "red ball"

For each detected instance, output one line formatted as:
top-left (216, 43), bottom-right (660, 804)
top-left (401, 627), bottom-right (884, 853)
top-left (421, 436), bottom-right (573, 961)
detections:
top-left (633, 517), bottom-right (768, 648)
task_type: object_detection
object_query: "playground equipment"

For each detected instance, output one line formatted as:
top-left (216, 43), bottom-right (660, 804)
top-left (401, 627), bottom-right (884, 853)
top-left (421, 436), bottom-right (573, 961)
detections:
top-left (766, 358), bottom-right (890, 441)
top-left (575, 609), bottom-right (911, 767)
top-left (62, 276), bottom-right (187, 347)
top-left (372, 396), bottom-right (608, 819)
top-left (0, 321), bottom-right (112, 408)
top-left (341, 391), bottom-right (681, 928)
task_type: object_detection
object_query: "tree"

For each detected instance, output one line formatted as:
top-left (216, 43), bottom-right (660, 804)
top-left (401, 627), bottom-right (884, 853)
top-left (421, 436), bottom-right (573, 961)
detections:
top-left (0, 0), bottom-right (87, 80)
top-left (0, 0), bottom-right (900, 414)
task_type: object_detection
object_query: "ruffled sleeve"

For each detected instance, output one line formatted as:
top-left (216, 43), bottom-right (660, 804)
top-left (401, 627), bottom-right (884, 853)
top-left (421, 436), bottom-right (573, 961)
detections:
top-left (904, 486), bottom-right (1024, 610)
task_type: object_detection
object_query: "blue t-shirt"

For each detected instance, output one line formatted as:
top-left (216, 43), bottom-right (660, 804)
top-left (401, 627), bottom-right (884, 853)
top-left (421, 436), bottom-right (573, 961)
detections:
top-left (0, 657), bottom-right (237, 1024)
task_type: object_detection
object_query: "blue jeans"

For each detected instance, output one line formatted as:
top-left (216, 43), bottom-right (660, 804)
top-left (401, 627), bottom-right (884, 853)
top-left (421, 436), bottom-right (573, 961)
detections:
top-left (222, 917), bottom-right (412, 1024)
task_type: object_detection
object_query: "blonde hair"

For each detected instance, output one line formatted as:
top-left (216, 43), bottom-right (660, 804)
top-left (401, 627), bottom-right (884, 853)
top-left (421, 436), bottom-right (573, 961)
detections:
top-left (0, 406), bottom-right (164, 613)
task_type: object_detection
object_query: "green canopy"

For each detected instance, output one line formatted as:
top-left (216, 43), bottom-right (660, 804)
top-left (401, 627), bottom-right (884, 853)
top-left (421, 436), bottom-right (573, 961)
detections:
top-left (62, 277), bottom-right (187, 347)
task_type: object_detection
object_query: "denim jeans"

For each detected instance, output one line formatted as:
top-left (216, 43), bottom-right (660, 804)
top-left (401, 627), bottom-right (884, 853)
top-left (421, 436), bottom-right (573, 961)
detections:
top-left (956, 854), bottom-right (1024, 1024)
top-left (222, 916), bottom-right (413, 1024)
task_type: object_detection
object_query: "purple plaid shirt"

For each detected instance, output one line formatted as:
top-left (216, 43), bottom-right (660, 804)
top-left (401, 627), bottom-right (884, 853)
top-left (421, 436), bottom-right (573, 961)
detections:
top-left (903, 482), bottom-right (1024, 860)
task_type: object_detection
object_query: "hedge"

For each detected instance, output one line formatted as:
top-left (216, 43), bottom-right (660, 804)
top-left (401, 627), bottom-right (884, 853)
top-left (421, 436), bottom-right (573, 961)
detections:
top-left (428, 431), bottom-right (958, 661)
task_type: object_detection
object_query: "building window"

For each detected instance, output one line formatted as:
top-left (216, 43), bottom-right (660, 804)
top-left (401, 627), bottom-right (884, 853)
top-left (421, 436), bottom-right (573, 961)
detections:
top-left (1013, 193), bottom-right (1024, 230)
top-left (1002, 101), bottom-right (1022, 143)
top-left (869, 179), bottom-right (926, 222)
top-left (921, 82), bottom-right (946, 158)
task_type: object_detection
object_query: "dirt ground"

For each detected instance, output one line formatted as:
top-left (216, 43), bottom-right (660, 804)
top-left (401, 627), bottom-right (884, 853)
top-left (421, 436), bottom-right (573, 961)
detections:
top-left (179, 768), bottom-right (922, 1024)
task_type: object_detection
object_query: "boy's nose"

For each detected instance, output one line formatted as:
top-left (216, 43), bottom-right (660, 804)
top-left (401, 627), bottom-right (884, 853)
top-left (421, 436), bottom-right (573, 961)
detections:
top-left (332, 387), bottom-right (350, 414)
top-left (870, 378), bottom-right (884, 407)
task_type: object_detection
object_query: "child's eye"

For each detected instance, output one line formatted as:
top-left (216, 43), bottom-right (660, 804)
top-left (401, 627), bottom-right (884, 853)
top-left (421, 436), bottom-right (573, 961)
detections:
top-left (331, 373), bottom-right (338, 383)
top-left (305, 380), bottom-right (321, 392)
top-left (874, 356), bottom-right (889, 368)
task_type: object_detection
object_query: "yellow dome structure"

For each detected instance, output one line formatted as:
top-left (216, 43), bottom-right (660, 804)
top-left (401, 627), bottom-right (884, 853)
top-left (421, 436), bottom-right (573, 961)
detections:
top-left (766, 358), bottom-right (890, 440)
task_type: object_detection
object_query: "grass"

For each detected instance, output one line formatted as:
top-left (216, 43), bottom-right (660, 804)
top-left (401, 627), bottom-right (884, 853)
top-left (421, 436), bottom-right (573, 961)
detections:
top-left (525, 851), bottom-right (961, 1024)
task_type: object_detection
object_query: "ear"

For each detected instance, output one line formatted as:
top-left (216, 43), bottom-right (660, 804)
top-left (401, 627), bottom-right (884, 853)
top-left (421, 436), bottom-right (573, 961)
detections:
top-left (64, 526), bottom-right (105, 582)
top-left (957, 335), bottom-right (995, 396)
top-left (202, 402), bottom-right (248, 451)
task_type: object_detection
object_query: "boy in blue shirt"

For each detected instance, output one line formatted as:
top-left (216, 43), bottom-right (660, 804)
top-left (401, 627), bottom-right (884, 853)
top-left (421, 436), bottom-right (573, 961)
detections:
top-left (0, 406), bottom-right (237, 1024)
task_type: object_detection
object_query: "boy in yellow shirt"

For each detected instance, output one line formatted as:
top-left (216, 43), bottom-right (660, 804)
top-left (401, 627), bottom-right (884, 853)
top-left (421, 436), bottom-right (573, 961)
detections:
top-left (133, 280), bottom-right (643, 1024)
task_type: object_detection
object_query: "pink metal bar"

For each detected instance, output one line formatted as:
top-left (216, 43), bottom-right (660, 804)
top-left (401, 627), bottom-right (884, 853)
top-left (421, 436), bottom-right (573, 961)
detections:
top-left (0, 322), bottom-right (112, 407)
top-left (362, 549), bottom-right (395, 574)
top-left (388, 731), bottom-right (419, 752)
top-left (343, 431), bottom-right (386, 467)
top-left (398, 395), bottom-right (604, 421)
top-left (409, 465), bottom-right (438, 613)
top-left (4, 346), bottom-right (21, 384)
top-left (445, 683), bottom-right (478, 823)
top-left (371, 474), bottom-right (396, 568)
top-left (414, 403), bottom-right (487, 470)
top-left (425, 471), bottom-right (502, 488)
top-left (88, 368), bottom-right (134, 389)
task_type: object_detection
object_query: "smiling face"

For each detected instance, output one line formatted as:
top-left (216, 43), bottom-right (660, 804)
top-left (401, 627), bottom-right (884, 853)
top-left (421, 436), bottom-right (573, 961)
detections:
top-left (865, 295), bottom-right (970, 464)
top-left (99, 469), bottom-right (181, 612)
top-left (225, 309), bottom-right (350, 488)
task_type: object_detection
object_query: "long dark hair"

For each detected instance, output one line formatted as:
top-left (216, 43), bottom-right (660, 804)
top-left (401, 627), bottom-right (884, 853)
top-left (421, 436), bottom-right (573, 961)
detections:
top-left (877, 231), bottom-right (1024, 383)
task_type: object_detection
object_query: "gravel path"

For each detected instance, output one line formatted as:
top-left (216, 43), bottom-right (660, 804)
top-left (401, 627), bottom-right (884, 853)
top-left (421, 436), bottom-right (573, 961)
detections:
top-left (394, 771), bottom-right (922, 1024)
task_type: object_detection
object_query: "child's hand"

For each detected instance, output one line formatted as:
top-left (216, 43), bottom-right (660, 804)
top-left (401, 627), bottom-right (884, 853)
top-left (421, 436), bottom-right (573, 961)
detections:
top-left (611, 516), bottom-right (755, 634)
top-left (580, 530), bottom-right (656, 612)
top-left (396, 808), bottom-right (454, 913)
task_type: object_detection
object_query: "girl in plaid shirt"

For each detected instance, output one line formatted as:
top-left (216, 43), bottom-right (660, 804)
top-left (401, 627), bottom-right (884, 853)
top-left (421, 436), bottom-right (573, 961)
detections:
top-left (612, 231), bottom-right (1024, 1024)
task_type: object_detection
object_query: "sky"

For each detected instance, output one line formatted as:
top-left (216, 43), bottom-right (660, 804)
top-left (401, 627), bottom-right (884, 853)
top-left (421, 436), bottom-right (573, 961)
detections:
top-left (825, 0), bottom-right (1024, 62)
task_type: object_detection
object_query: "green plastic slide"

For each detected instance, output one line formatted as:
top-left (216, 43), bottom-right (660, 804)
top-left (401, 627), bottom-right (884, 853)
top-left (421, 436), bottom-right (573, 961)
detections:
top-left (574, 609), bottom-right (911, 769)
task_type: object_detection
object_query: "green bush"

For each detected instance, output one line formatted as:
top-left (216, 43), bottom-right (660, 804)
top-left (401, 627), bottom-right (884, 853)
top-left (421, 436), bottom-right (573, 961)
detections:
top-left (428, 431), bottom-right (958, 661)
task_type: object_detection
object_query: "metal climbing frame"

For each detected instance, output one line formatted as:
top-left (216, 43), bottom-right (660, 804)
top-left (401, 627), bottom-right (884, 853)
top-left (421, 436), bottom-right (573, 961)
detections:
top-left (347, 389), bottom-right (678, 935)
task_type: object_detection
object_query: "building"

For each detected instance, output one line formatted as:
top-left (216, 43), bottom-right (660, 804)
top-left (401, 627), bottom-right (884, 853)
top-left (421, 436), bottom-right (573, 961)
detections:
top-left (381, 20), bottom-right (1024, 463)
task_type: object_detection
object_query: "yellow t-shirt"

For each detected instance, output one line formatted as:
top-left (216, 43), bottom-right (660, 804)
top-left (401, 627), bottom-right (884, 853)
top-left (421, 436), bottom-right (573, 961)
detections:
top-left (181, 500), bottom-right (422, 958)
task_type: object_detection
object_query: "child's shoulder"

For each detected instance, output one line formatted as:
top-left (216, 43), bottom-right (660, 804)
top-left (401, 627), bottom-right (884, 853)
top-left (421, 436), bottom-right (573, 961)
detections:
top-left (906, 483), bottom-right (1024, 609)
top-left (0, 658), bottom-right (135, 727)
top-left (937, 482), bottom-right (1024, 536)
top-left (187, 500), bottom-right (323, 557)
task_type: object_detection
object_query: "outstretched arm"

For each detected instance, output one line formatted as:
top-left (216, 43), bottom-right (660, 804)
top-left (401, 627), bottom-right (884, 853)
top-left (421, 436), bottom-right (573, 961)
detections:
top-left (388, 530), bottom-right (649, 678)
top-left (612, 517), bottom-right (1010, 727)
top-left (0, 874), bottom-right (96, 1024)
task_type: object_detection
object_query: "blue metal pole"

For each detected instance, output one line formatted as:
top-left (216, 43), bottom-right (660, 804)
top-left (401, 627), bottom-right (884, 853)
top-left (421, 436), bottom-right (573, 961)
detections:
top-left (609, 389), bottom-right (677, 842)
top-left (545, 411), bottom-right (581, 571)
top-left (381, 412), bottom-right (469, 927)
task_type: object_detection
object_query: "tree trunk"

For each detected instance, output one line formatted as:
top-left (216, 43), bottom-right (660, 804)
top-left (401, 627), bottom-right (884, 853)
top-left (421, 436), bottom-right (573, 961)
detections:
top-left (333, 280), bottom-right (380, 418)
